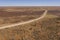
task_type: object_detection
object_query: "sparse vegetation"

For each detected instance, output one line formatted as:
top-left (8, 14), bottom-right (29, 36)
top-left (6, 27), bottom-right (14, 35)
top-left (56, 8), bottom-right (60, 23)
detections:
top-left (0, 7), bottom-right (60, 40)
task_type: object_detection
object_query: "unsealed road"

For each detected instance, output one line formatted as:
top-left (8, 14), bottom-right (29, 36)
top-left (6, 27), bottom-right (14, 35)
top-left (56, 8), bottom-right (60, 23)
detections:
top-left (0, 10), bottom-right (48, 29)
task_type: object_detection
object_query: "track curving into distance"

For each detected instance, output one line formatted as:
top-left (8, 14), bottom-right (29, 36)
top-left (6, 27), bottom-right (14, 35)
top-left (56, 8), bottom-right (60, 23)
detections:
top-left (0, 10), bottom-right (48, 29)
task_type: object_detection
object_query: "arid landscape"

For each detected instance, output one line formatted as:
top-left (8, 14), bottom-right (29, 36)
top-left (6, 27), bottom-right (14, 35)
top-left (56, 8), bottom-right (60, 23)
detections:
top-left (0, 6), bottom-right (60, 40)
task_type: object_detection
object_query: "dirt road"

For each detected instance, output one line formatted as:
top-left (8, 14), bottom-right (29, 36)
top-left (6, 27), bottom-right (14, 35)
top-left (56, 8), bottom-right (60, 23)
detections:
top-left (0, 10), bottom-right (48, 29)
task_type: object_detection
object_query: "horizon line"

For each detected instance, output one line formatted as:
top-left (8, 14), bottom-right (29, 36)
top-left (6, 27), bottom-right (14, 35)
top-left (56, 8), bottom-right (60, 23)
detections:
top-left (0, 5), bottom-right (60, 7)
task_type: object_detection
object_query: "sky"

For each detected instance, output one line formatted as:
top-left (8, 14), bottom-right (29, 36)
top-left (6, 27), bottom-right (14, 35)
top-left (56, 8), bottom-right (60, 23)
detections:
top-left (0, 0), bottom-right (60, 6)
